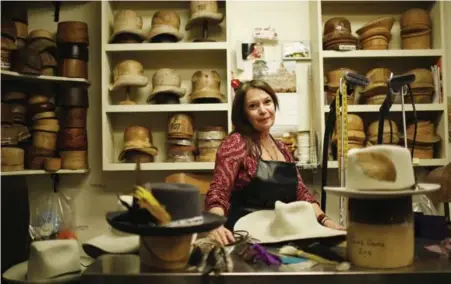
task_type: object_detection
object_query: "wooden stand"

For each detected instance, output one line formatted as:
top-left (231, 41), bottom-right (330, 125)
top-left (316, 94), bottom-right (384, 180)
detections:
top-left (120, 86), bottom-right (136, 105)
top-left (193, 20), bottom-right (216, 43)
top-left (346, 196), bottom-right (414, 269)
top-left (140, 234), bottom-right (194, 271)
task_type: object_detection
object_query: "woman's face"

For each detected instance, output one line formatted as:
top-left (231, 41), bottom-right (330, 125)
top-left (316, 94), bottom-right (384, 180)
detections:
top-left (244, 88), bottom-right (276, 133)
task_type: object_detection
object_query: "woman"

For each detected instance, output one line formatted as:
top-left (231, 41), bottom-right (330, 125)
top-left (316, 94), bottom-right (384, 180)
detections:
top-left (205, 80), bottom-right (344, 245)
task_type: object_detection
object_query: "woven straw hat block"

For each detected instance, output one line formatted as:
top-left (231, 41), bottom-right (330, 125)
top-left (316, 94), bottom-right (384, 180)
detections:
top-left (109, 60), bottom-right (149, 91)
top-left (168, 113), bottom-right (194, 139)
top-left (356, 17), bottom-right (394, 41)
top-left (148, 11), bottom-right (184, 42)
top-left (147, 68), bottom-right (186, 102)
top-left (362, 68), bottom-right (391, 95)
top-left (406, 120), bottom-right (441, 144)
top-left (189, 70), bottom-right (225, 103)
top-left (110, 10), bottom-right (148, 43)
top-left (185, 0), bottom-right (224, 30)
top-left (118, 126), bottom-right (158, 161)
top-left (404, 68), bottom-right (434, 89)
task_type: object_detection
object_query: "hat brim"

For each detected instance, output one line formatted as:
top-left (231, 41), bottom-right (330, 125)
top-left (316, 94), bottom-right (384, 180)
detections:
top-left (189, 89), bottom-right (225, 102)
top-left (109, 75), bottom-right (149, 91)
top-left (106, 211), bottom-right (225, 237)
top-left (324, 182), bottom-right (440, 199)
top-left (148, 26), bottom-right (183, 41)
top-left (109, 30), bottom-right (148, 43)
top-left (82, 233), bottom-right (139, 259)
top-left (185, 12), bottom-right (224, 30)
top-left (118, 147), bottom-right (158, 161)
top-left (2, 261), bottom-right (86, 284)
top-left (233, 205), bottom-right (346, 244)
top-left (147, 86), bottom-right (186, 102)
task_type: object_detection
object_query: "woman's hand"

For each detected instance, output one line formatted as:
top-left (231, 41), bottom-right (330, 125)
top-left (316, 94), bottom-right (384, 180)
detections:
top-left (323, 219), bottom-right (346, 231)
top-left (208, 225), bottom-right (236, 245)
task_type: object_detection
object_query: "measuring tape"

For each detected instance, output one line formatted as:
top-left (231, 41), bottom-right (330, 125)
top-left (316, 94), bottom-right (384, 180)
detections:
top-left (335, 79), bottom-right (349, 227)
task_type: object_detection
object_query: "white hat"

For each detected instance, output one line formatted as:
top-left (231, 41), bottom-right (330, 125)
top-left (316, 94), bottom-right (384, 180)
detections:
top-left (2, 239), bottom-right (87, 283)
top-left (234, 201), bottom-right (346, 244)
top-left (109, 10), bottom-right (148, 43)
top-left (82, 195), bottom-right (139, 259)
top-left (324, 145), bottom-right (440, 199)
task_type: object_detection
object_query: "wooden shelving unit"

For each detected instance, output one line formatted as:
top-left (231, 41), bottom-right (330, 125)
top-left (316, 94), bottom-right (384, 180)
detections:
top-left (1, 169), bottom-right (89, 177)
top-left (310, 0), bottom-right (449, 168)
top-left (101, 1), bottom-right (232, 172)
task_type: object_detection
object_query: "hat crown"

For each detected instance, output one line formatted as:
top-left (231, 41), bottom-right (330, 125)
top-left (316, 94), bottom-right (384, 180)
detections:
top-left (406, 68), bottom-right (433, 84)
top-left (152, 10), bottom-right (180, 28)
top-left (28, 29), bottom-right (54, 41)
top-left (168, 113), bottom-right (194, 137)
top-left (123, 125), bottom-right (152, 147)
top-left (152, 68), bottom-right (182, 87)
top-left (191, 70), bottom-right (220, 91)
top-left (324, 17), bottom-right (352, 35)
top-left (365, 67), bottom-right (391, 83)
top-left (347, 145), bottom-right (415, 190)
top-left (27, 240), bottom-right (80, 281)
top-left (113, 60), bottom-right (145, 82)
top-left (269, 202), bottom-right (308, 236)
top-left (190, 1), bottom-right (219, 14)
top-left (113, 10), bottom-right (143, 31)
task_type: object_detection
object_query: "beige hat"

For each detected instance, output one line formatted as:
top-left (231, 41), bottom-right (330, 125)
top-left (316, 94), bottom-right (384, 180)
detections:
top-left (148, 11), bottom-right (184, 42)
top-left (186, 1), bottom-right (224, 30)
top-left (188, 70), bottom-right (225, 103)
top-left (109, 60), bottom-right (149, 91)
top-left (2, 239), bottom-right (89, 283)
top-left (118, 125), bottom-right (158, 161)
top-left (147, 68), bottom-right (186, 102)
top-left (362, 68), bottom-right (391, 95)
top-left (110, 10), bottom-right (148, 43)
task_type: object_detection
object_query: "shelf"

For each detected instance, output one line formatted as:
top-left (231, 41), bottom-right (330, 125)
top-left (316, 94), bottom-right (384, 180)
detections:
top-left (321, 1), bottom-right (435, 15)
top-left (322, 49), bottom-right (444, 59)
top-left (105, 42), bottom-right (229, 52)
top-left (103, 162), bottom-right (215, 171)
top-left (1, 70), bottom-right (90, 86)
top-left (1, 169), bottom-right (89, 176)
top-left (324, 104), bottom-right (445, 113)
top-left (105, 104), bottom-right (229, 113)
top-left (327, 158), bottom-right (447, 168)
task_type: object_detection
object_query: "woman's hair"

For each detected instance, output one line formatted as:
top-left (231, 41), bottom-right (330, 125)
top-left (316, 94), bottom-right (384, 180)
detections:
top-left (231, 79), bottom-right (279, 155)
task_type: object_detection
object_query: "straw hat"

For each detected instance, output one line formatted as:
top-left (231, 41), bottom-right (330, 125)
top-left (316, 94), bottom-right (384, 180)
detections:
top-left (185, 1), bottom-right (224, 30)
top-left (367, 119), bottom-right (399, 145)
top-left (148, 11), bottom-right (184, 42)
top-left (324, 145), bottom-right (440, 198)
top-left (110, 10), bottom-right (148, 43)
top-left (234, 201), bottom-right (346, 244)
top-left (118, 126), bottom-right (158, 161)
top-left (109, 60), bottom-right (149, 91)
top-left (2, 239), bottom-right (89, 283)
top-left (188, 70), bottom-right (225, 103)
top-left (146, 68), bottom-right (186, 103)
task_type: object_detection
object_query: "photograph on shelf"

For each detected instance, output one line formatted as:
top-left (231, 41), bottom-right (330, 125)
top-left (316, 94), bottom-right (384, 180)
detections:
top-left (252, 60), bottom-right (296, 93)
top-left (241, 42), bottom-right (265, 61)
top-left (282, 41), bottom-right (311, 60)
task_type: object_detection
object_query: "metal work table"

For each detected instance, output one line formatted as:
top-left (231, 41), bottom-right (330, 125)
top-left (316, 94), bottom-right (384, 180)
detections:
top-left (82, 239), bottom-right (451, 284)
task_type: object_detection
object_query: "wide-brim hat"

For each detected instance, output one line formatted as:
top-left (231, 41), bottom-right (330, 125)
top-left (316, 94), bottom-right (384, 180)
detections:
top-left (324, 145), bottom-right (441, 198)
top-left (109, 74), bottom-right (149, 91)
top-left (82, 231), bottom-right (139, 259)
top-left (147, 85), bottom-right (186, 102)
top-left (118, 146), bottom-right (158, 161)
top-left (185, 11), bottom-right (224, 31)
top-left (234, 201), bottom-right (346, 244)
top-left (106, 210), bottom-right (225, 237)
top-left (148, 25), bottom-right (183, 41)
top-left (110, 29), bottom-right (148, 43)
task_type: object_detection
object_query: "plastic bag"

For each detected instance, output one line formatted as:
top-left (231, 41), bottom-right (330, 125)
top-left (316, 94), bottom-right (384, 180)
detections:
top-left (29, 175), bottom-right (76, 241)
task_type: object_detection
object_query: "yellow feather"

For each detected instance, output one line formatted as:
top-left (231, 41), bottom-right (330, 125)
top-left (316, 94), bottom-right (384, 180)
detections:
top-left (133, 185), bottom-right (171, 225)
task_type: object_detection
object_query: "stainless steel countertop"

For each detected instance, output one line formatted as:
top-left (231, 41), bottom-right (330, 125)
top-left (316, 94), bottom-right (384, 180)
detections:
top-left (81, 239), bottom-right (451, 284)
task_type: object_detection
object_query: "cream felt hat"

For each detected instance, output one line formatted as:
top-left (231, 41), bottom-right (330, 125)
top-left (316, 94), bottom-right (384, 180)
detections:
top-left (109, 60), bottom-right (149, 91)
top-left (109, 10), bottom-right (148, 43)
top-left (148, 11), bottom-right (184, 42)
top-left (146, 68), bottom-right (186, 102)
top-left (234, 201), bottom-right (346, 244)
top-left (2, 239), bottom-right (90, 284)
top-left (82, 195), bottom-right (139, 259)
top-left (324, 145), bottom-right (440, 199)
top-left (185, 1), bottom-right (224, 30)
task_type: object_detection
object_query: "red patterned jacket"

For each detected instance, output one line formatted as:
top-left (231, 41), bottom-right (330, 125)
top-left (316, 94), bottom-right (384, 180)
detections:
top-left (204, 132), bottom-right (318, 215)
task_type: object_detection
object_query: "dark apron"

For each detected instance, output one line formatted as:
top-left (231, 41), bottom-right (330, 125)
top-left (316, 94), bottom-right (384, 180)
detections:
top-left (225, 155), bottom-right (298, 231)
